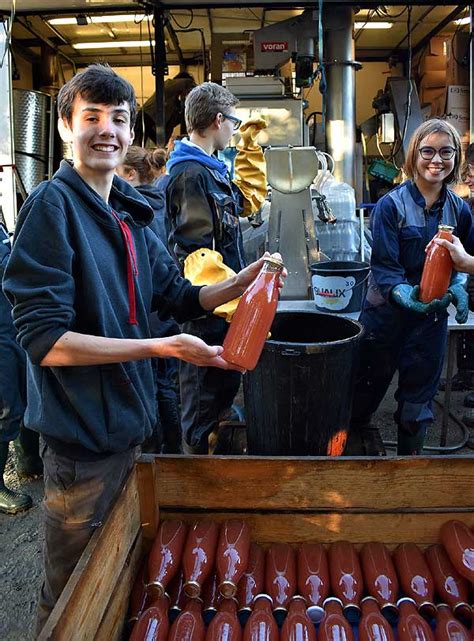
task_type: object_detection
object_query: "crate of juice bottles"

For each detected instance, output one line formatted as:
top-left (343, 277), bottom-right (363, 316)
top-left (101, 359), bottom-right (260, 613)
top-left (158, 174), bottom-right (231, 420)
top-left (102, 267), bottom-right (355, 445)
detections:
top-left (38, 454), bottom-right (474, 640)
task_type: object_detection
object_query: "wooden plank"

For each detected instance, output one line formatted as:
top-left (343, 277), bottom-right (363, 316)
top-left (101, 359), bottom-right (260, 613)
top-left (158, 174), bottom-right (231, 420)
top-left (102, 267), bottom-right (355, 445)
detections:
top-left (159, 510), bottom-right (474, 547)
top-left (153, 456), bottom-right (474, 511)
top-left (38, 469), bottom-right (141, 641)
top-left (137, 457), bottom-right (160, 540)
top-left (95, 532), bottom-right (144, 641)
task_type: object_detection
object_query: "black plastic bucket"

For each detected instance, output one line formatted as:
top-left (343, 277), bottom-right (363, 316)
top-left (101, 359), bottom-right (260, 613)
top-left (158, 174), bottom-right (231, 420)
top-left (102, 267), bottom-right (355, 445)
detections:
top-left (311, 261), bottom-right (370, 313)
top-left (244, 311), bottom-right (363, 457)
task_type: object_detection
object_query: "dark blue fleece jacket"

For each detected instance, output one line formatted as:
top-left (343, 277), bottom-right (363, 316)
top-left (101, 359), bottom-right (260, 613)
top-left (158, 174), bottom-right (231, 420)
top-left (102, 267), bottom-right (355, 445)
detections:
top-left (3, 161), bottom-right (204, 458)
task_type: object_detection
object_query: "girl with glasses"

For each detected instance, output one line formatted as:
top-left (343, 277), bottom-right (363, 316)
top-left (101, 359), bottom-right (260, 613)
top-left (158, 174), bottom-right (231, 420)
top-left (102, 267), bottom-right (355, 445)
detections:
top-left (350, 119), bottom-right (474, 456)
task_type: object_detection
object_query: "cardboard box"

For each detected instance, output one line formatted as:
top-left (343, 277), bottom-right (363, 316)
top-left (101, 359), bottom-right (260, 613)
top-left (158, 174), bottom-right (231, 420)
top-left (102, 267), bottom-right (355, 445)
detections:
top-left (446, 84), bottom-right (469, 111)
top-left (419, 70), bottom-right (446, 89)
top-left (428, 35), bottom-right (448, 57)
top-left (445, 108), bottom-right (469, 136)
top-left (430, 93), bottom-right (446, 118)
top-left (418, 54), bottom-right (446, 74)
top-left (420, 87), bottom-right (445, 105)
top-left (420, 104), bottom-right (431, 121)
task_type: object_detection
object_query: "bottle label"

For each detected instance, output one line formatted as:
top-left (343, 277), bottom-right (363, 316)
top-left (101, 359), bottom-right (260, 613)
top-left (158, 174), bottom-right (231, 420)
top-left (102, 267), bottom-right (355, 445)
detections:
top-left (312, 274), bottom-right (356, 311)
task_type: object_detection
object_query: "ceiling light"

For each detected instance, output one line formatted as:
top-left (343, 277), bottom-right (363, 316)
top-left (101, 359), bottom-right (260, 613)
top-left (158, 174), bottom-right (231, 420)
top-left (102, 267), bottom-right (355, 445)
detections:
top-left (454, 17), bottom-right (470, 26)
top-left (354, 21), bottom-right (393, 29)
top-left (72, 40), bottom-right (155, 50)
top-left (49, 14), bottom-right (150, 26)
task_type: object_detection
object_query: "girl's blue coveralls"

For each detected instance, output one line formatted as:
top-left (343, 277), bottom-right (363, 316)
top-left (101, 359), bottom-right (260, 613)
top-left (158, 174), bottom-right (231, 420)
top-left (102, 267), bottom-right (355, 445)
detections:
top-left (350, 181), bottom-right (474, 454)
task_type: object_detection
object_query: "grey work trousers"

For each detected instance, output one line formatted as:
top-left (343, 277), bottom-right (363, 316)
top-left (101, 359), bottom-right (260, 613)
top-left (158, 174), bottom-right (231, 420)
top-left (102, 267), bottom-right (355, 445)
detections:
top-left (36, 441), bottom-right (137, 636)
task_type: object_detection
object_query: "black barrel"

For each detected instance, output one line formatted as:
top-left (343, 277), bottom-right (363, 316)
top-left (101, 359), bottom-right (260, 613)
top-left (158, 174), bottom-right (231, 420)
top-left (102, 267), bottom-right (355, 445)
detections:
top-left (244, 310), bottom-right (363, 456)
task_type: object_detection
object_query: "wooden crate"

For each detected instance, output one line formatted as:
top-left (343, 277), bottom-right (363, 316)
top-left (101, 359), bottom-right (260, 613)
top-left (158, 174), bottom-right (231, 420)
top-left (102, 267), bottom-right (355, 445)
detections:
top-left (38, 455), bottom-right (474, 640)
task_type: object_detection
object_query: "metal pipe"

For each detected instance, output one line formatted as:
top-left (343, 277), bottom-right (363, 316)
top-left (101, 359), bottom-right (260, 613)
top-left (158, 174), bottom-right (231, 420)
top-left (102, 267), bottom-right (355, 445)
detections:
top-left (323, 5), bottom-right (357, 187)
top-left (153, 8), bottom-right (167, 147)
top-left (471, 5), bottom-right (473, 143)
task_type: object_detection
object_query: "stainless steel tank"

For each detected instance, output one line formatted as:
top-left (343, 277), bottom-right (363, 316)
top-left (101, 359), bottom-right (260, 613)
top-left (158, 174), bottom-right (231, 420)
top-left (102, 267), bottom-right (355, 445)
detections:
top-left (13, 89), bottom-right (51, 195)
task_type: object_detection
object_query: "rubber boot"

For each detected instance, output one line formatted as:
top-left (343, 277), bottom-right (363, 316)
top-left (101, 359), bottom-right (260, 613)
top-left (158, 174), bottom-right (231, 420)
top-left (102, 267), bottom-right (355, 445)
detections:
top-left (0, 442), bottom-right (33, 514)
top-left (159, 397), bottom-right (182, 454)
top-left (397, 423), bottom-right (427, 456)
top-left (13, 424), bottom-right (43, 479)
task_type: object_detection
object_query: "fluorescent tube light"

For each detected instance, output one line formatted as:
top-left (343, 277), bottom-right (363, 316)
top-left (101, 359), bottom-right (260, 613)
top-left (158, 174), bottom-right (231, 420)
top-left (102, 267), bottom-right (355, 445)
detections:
top-left (454, 17), bottom-right (470, 26)
top-left (72, 40), bottom-right (155, 50)
top-left (49, 14), bottom-right (150, 25)
top-left (354, 21), bottom-right (393, 29)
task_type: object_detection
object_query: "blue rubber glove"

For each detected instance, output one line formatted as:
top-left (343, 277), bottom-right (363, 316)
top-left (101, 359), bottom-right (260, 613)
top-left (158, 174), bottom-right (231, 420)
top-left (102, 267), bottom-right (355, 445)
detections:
top-left (448, 272), bottom-right (469, 324)
top-left (391, 283), bottom-right (451, 315)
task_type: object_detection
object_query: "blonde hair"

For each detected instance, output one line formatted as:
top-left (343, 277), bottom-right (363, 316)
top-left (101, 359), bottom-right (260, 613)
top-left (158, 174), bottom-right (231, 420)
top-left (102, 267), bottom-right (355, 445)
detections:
top-left (121, 146), bottom-right (166, 184)
top-left (403, 118), bottom-right (462, 185)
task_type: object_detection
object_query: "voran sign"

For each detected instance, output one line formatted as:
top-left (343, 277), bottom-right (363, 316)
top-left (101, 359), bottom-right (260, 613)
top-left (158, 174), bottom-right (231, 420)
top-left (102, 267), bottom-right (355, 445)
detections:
top-left (261, 42), bottom-right (289, 53)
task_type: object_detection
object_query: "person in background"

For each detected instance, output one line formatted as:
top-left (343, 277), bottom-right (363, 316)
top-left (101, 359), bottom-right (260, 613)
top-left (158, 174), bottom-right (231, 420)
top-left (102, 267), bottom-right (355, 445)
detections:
top-left (349, 119), bottom-right (474, 455)
top-left (116, 146), bottom-right (181, 453)
top-left (134, 72), bottom-right (196, 147)
top-left (0, 222), bottom-right (42, 514)
top-left (434, 233), bottom-right (474, 273)
top-left (3, 64), bottom-right (278, 632)
top-left (455, 146), bottom-right (474, 418)
top-left (166, 82), bottom-right (245, 454)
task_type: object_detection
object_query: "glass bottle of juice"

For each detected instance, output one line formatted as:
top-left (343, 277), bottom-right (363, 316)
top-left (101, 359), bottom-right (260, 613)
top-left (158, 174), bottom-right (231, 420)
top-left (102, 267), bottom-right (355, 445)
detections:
top-left (222, 256), bottom-right (284, 371)
top-left (419, 225), bottom-right (454, 303)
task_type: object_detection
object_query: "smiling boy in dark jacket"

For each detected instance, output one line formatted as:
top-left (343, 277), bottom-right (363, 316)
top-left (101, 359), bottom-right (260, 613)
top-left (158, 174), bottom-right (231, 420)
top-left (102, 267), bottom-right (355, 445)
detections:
top-left (2, 64), bottom-right (273, 633)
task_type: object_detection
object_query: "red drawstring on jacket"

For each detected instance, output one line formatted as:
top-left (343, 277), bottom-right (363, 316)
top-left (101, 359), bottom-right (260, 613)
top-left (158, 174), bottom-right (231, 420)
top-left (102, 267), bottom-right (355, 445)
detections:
top-left (111, 210), bottom-right (138, 325)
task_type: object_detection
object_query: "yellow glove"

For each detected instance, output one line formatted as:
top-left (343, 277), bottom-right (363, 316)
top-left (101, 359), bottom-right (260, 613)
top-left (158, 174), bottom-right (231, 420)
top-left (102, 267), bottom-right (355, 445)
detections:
top-left (183, 248), bottom-right (241, 322)
top-left (234, 118), bottom-right (268, 217)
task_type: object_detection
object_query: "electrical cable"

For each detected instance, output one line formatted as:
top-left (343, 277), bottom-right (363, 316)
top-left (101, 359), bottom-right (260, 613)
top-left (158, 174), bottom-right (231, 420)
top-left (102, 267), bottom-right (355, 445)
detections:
top-left (376, 133), bottom-right (390, 162)
top-left (147, 10), bottom-right (156, 77)
top-left (317, 0), bottom-right (326, 135)
top-left (355, 8), bottom-right (376, 43)
top-left (399, 5), bottom-right (413, 154)
top-left (450, 18), bottom-right (472, 67)
top-left (172, 9), bottom-right (193, 30)
top-left (376, 5), bottom-right (408, 20)
top-left (389, 5), bottom-right (413, 164)
top-left (138, 18), bottom-right (145, 147)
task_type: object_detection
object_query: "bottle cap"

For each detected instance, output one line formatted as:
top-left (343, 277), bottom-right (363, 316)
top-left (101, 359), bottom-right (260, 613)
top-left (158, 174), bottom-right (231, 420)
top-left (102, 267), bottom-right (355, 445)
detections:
top-left (253, 593), bottom-right (273, 605)
top-left (380, 602), bottom-right (400, 624)
top-left (306, 604), bottom-right (325, 623)
top-left (263, 255), bottom-right (284, 268)
top-left (419, 600), bottom-right (437, 619)
top-left (184, 580), bottom-right (201, 599)
top-left (218, 580), bottom-right (237, 598)
top-left (146, 581), bottom-right (165, 599)
top-left (361, 596), bottom-right (378, 605)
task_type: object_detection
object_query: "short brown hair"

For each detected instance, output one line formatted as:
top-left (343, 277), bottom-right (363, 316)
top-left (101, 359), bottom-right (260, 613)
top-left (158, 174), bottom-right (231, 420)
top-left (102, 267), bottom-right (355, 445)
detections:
top-left (185, 82), bottom-right (239, 134)
top-left (465, 143), bottom-right (474, 166)
top-left (57, 63), bottom-right (137, 128)
top-left (121, 146), bottom-right (166, 184)
top-left (403, 118), bottom-right (462, 185)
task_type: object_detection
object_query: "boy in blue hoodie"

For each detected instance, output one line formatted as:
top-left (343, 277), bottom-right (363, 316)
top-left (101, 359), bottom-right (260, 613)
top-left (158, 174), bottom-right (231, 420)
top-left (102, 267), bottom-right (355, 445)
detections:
top-left (166, 82), bottom-right (246, 454)
top-left (2, 64), bottom-right (278, 632)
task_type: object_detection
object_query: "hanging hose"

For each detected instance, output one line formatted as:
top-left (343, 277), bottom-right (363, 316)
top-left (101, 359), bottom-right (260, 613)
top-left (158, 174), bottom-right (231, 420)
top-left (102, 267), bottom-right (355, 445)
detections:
top-left (383, 399), bottom-right (471, 452)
